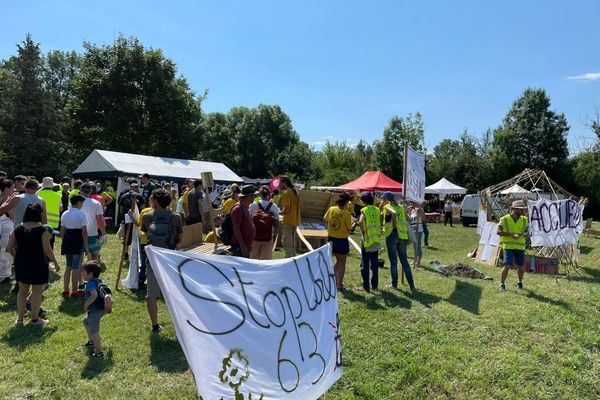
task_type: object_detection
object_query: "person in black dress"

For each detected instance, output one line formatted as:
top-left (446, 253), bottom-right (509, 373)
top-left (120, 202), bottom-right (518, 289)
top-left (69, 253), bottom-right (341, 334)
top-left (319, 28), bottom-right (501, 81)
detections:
top-left (7, 203), bottom-right (60, 326)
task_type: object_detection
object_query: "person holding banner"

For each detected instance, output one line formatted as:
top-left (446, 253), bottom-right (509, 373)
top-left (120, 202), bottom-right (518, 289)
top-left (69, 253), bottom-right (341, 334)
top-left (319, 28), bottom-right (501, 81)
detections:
top-left (324, 192), bottom-right (355, 291)
top-left (382, 192), bottom-right (416, 292)
top-left (358, 192), bottom-right (381, 292)
top-left (497, 200), bottom-right (529, 291)
top-left (279, 176), bottom-right (300, 258)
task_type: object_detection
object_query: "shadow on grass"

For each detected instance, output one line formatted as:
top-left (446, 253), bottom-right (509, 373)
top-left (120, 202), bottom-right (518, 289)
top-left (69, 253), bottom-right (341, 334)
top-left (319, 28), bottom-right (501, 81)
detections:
top-left (579, 246), bottom-right (595, 255)
top-left (380, 289), bottom-right (412, 309)
top-left (150, 333), bottom-right (189, 373)
top-left (81, 350), bottom-right (114, 379)
top-left (582, 267), bottom-right (600, 279)
top-left (523, 289), bottom-right (571, 310)
top-left (0, 291), bottom-right (17, 313)
top-left (58, 298), bottom-right (85, 316)
top-left (446, 280), bottom-right (482, 315)
top-left (401, 289), bottom-right (442, 309)
top-left (341, 290), bottom-right (385, 310)
top-left (1, 325), bottom-right (58, 349)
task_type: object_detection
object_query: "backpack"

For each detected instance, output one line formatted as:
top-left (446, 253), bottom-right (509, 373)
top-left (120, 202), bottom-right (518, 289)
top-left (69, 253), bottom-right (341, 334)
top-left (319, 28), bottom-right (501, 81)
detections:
top-left (148, 211), bottom-right (176, 249)
top-left (253, 202), bottom-right (275, 242)
top-left (92, 279), bottom-right (113, 314)
top-left (219, 213), bottom-right (234, 245)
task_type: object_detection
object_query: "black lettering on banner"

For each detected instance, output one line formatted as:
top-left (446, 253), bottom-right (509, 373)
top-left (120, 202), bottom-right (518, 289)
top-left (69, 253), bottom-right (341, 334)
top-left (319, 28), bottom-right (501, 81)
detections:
top-left (176, 258), bottom-right (246, 335)
top-left (549, 202), bottom-right (559, 230)
top-left (234, 268), bottom-right (271, 329)
top-left (540, 202), bottom-right (552, 233)
top-left (317, 249), bottom-right (337, 301)
top-left (277, 330), bottom-right (300, 393)
top-left (298, 322), bottom-right (326, 385)
top-left (281, 286), bottom-right (305, 361)
top-left (295, 258), bottom-right (322, 311)
top-left (263, 291), bottom-right (286, 328)
top-left (530, 205), bottom-right (542, 231)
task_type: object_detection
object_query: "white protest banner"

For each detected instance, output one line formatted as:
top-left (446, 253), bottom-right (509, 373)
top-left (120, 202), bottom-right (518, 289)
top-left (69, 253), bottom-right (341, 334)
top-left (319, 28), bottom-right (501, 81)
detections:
top-left (404, 145), bottom-right (426, 203)
top-left (145, 245), bottom-right (343, 400)
top-left (528, 199), bottom-right (585, 247)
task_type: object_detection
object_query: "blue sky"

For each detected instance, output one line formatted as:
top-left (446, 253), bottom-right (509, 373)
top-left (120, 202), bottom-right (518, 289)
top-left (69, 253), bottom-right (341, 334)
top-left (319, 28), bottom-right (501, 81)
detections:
top-left (2, 1), bottom-right (599, 152)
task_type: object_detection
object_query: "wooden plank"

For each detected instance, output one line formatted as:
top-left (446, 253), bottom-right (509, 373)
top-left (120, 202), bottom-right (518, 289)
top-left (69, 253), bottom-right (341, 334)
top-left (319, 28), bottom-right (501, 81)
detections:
top-left (296, 227), bottom-right (314, 251)
top-left (348, 237), bottom-right (361, 254)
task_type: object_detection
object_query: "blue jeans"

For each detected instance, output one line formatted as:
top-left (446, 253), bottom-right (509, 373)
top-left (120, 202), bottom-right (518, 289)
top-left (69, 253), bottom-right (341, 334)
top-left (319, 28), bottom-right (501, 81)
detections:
top-left (415, 231), bottom-right (423, 258)
top-left (423, 224), bottom-right (429, 246)
top-left (360, 248), bottom-right (379, 291)
top-left (385, 234), bottom-right (415, 289)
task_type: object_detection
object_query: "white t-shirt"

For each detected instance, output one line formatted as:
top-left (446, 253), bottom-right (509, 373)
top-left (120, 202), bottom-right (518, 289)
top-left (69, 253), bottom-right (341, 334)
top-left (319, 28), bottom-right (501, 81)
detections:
top-left (60, 208), bottom-right (87, 230)
top-left (81, 197), bottom-right (103, 237)
top-left (249, 200), bottom-right (280, 220)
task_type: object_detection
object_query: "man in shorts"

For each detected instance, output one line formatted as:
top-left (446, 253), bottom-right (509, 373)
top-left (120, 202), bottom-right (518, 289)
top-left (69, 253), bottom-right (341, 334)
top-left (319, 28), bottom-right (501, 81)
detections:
top-left (497, 200), bottom-right (529, 291)
top-left (141, 188), bottom-right (183, 333)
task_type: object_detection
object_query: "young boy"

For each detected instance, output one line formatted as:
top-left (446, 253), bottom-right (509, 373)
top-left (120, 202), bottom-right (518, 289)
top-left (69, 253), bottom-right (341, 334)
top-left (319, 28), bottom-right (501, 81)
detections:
top-left (82, 261), bottom-right (112, 357)
top-left (60, 195), bottom-right (88, 297)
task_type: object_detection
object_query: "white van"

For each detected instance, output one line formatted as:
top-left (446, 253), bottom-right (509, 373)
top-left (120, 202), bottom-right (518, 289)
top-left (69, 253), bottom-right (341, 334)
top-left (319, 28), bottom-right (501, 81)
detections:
top-left (460, 194), bottom-right (479, 227)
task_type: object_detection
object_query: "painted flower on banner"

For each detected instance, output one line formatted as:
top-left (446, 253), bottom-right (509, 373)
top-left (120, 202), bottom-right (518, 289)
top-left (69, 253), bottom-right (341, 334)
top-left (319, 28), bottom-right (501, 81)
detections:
top-left (210, 349), bottom-right (264, 400)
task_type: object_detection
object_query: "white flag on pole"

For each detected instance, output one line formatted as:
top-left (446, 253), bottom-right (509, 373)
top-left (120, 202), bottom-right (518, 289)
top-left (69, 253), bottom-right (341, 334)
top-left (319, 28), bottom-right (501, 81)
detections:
top-left (404, 145), bottom-right (426, 203)
top-left (145, 245), bottom-right (343, 400)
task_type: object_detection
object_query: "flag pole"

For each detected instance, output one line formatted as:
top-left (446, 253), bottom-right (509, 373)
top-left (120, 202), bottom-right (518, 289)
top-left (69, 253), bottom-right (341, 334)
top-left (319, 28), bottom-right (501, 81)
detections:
top-left (401, 144), bottom-right (408, 285)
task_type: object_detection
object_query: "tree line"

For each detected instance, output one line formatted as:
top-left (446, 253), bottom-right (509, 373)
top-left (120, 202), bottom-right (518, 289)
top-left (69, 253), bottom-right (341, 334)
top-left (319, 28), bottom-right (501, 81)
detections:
top-left (1, 34), bottom-right (598, 216)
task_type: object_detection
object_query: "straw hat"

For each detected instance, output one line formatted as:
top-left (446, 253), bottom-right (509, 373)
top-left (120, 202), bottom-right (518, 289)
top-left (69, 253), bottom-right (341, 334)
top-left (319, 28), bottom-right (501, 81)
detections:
top-left (511, 200), bottom-right (527, 209)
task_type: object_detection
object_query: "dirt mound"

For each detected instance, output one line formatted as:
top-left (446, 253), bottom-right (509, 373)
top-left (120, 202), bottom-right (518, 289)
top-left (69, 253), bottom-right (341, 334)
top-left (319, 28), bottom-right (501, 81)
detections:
top-left (441, 263), bottom-right (486, 279)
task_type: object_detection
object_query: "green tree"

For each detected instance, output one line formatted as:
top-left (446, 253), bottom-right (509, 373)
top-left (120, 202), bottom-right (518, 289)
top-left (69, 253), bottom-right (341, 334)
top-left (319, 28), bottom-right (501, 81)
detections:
top-left (0, 34), bottom-right (63, 177)
top-left (492, 88), bottom-right (569, 181)
top-left (314, 141), bottom-right (360, 185)
top-left (374, 112), bottom-right (426, 181)
top-left (67, 35), bottom-right (203, 163)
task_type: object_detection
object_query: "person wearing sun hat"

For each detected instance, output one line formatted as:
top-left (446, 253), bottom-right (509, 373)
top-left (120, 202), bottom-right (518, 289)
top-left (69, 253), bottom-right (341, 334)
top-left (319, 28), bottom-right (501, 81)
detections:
top-left (230, 185), bottom-right (258, 258)
top-left (220, 188), bottom-right (236, 215)
top-left (497, 200), bottom-right (530, 291)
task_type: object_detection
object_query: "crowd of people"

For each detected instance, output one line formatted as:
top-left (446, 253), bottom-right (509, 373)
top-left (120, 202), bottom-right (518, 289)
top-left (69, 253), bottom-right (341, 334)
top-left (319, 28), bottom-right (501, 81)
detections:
top-left (0, 168), bottom-right (529, 360)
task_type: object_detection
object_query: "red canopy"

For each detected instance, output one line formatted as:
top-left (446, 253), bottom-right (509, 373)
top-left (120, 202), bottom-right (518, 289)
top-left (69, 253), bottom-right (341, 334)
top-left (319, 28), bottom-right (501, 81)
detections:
top-left (342, 171), bottom-right (403, 192)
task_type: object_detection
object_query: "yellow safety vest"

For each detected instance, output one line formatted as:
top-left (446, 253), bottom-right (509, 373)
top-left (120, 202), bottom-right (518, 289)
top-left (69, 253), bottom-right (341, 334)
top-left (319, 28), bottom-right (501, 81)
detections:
top-left (37, 188), bottom-right (62, 229)
top-left (361, 205), bottom-right (381, 248)
top-left (69, 189), bottom-right (80, 201)
top-left (383, 204), bottom-right (409, 239)
top-left (499, 214), bottom-right (528, 250)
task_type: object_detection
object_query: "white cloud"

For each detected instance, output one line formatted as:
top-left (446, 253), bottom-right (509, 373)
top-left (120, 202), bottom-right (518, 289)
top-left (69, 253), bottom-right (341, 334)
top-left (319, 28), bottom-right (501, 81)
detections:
top-left (567, 72), bottom-right (600, 81)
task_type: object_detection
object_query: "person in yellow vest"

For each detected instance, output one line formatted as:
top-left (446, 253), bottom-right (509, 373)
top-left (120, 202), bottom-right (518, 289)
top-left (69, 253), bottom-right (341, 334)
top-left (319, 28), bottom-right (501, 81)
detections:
top-left (131, 194), bottom-right (156, 290)
top-left (37, 177), bottom-right (63, 250)
top-left (358, 192), bottom-right (381, 292)
top-left (323, 192), bottom-right (355, 291)
top-left (382, 192), bottom-right (416, 292)
top-left (280, 176), bottom-right (301, 258)
top-left (497, 200), bottom-right (529, 291)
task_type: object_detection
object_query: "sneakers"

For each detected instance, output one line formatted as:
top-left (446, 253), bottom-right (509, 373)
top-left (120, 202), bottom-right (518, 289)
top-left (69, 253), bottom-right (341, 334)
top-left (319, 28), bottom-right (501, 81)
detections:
top-left (90, 352), bottom-right (104, 358)
top-left (152, 324), bottom-right (163, 334)
top-left (14, 318), bottom-right (24, 327)
top-left (500, 284), bottom-right (506, 291)
top-left (30, 318), bottom-right (49, 326)
top-left (84, 340), bottom-right (94, 349)
top-left (517, 282), bottom-right (523, 290)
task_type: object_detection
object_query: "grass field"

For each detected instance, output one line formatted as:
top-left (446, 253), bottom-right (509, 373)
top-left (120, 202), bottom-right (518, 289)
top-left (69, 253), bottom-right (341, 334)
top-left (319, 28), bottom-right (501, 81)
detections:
top-left (1, 223), bottom-right (600, 399)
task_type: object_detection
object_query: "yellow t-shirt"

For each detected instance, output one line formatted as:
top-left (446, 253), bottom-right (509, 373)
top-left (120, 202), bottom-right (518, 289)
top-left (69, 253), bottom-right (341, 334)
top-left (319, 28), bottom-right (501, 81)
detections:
top-left (182, 190), bottom-right (190, 215)
top-left (323, 205), bottom-right (352, 239)
top-left (137, 207), bottom-right (154, 245)
top-left (273, 194), bottom-right (281, 207)
top-left (281, 189), bottom-right (300, 227)
top-left (221, 198), bottom-right (236, 215)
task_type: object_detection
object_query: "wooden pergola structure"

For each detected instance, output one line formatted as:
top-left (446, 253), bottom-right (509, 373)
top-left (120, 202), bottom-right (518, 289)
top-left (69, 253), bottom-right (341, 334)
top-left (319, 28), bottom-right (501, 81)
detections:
top-left (478, 169), bottom-right (587, 274)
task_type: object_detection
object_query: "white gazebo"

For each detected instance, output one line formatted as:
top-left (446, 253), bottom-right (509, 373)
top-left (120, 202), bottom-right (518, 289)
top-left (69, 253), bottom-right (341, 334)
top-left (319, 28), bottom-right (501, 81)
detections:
top-left (425, 178), bottom-right (467, 195)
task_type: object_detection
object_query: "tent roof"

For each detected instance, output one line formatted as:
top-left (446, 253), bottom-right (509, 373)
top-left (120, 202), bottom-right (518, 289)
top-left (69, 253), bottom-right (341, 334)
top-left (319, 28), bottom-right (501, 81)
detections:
top-left (73, 149), bottom-right (243, 182)
top-left (342, 171), bottom-right (403, 192)
top-left (500, 183), bottom-right (530, 195)
top-left (425, 178), bottom-right (467, 195)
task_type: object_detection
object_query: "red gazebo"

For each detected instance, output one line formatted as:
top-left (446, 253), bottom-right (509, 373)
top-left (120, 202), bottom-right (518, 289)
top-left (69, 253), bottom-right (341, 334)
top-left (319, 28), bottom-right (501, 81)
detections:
top-left (342, 171), bottom-right (403, 192)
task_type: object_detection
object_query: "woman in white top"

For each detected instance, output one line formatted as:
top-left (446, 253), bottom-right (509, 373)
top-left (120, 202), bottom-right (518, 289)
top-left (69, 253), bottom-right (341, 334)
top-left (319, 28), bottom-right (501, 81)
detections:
top-left (0, 179), bottom-right (15, 283)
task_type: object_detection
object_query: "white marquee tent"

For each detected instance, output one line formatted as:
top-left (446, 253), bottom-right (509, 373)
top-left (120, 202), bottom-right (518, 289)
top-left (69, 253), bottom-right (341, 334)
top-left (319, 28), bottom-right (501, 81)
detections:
top-left (425, 178), bottom-right (467, 195)
top-left (73, 149), bottom-right (243, 183)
